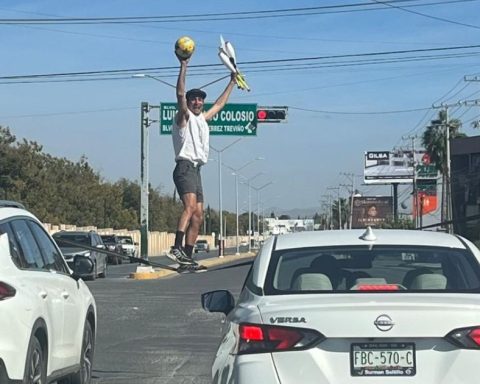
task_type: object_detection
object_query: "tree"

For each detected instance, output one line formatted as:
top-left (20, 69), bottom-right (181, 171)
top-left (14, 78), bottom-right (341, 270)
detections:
top-left (422, 111), bottom-right (465, 222)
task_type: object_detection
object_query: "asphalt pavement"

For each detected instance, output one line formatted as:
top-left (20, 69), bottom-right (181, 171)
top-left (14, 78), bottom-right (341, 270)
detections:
top-left (83, 249), bottom-right (254, 384)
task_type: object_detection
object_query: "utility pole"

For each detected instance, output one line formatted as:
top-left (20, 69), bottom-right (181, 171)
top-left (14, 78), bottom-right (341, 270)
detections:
top-left (327, 186), bottom-right (341, 229)
top-left (340, 172), bottom-right (355, 229)
top-left (140, 102), bottom-right (155, 259)
top-left (403, 135), bottom-right (418, 228)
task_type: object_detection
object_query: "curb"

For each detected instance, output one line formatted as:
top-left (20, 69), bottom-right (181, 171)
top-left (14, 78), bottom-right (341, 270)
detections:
top-left (129, 252), bottom-right (256, 280)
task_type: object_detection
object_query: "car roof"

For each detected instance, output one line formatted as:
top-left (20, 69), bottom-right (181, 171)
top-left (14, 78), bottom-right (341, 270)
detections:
top-left (53, 231), bottom-right (92, 236)
top-left (274, 229), bottom-right (466, 250)
top-left (0, 204), bottom-right (36, 222)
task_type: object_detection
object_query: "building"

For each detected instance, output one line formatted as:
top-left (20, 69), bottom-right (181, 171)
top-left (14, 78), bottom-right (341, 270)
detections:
top-left (263, 218), bottom-right (315, 235)
top-left (451, 135), bottom-right (480, 245)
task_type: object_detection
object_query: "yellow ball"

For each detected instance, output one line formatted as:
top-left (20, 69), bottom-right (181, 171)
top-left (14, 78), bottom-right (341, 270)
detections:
top-left (175, 36), bottom-right (195, 59)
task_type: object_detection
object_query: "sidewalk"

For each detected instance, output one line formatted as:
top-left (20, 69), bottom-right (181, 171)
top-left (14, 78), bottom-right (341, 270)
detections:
top-left (130, 250), bottom-right (257, 280)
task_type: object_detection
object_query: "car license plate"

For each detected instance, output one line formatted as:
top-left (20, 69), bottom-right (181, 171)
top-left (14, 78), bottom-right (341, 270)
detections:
top-left (351, 342), bottom-right (416, 377)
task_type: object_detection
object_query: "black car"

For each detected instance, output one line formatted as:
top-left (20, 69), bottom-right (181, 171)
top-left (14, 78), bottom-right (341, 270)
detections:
top-left (52, 230), bottom-right (108, 279)
top-left (101, 234), bottom-right (124, 264)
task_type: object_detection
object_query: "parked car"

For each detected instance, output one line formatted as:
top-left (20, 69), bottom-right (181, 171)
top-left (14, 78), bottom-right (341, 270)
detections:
top-left (202, 228), bottom-right (480, 384)
top-left (53, 230), bottom-right (108, 279)
top-left (194, 239), bottom-right (210, 253)
top-left (100, 234), bottom-right (124, 264)
top-left (0, 200), bottom-right (97, 383)
top-left (117, 235), bottom-right (138, 261)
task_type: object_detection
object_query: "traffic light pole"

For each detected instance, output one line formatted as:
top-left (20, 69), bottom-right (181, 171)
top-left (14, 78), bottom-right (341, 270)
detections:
top-left (140, 102), bottom-right (159, 259)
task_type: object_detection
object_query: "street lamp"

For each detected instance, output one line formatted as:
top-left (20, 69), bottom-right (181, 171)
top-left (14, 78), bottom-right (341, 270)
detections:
top-left (224, 157), bottom-right (264, 255)
top-left (210, 139), bottom-right (242, 257)
top-left (132, 73), bottom-right (176, 89)
top-left (252, 181), bottom-right (274, 247)
top-left (241, 172), bottom-right (264, 253)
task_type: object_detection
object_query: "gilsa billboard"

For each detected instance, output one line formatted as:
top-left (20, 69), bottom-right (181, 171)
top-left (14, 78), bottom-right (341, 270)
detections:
top-left (364, 150), bottom-right (437, 184)
top-left (352, 196), bottom-right (393, 229)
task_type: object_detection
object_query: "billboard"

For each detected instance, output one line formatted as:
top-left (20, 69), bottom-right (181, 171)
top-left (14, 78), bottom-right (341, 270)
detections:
top-left (364, 150), bottom-right (438, 184)
top-left (352, 196), bottom-right (393, 229)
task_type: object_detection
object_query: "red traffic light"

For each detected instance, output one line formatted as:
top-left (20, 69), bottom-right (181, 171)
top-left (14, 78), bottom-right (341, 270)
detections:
top-left (256, 107), bottom-right (288, 123)
top-left (257, 110), bottom-right (268, 120)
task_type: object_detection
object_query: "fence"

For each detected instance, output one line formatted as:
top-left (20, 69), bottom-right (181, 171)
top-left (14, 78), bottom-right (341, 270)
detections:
top-left (43, 223), bottom-right (248, 256)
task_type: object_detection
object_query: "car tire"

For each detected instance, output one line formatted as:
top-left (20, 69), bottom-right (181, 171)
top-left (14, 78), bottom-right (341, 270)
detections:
top-left (98, 263), bottom-right (107, 278)
top-left (23, 335), bottom-right (46, 384)
top-left (58, 320), bottom-right (95, 384)
top-left (90, 263), bottom-right (97, 281)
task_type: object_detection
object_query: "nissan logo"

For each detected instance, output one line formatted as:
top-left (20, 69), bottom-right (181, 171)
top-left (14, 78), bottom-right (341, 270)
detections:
top-left (374, 314), bottom-right (394, 332)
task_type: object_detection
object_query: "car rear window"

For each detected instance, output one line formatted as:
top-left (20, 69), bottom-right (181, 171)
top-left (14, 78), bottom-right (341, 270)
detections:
top-left (265, 245), bottom-right (480, 294)
top-left (54, 234), bottom-right (90, 247)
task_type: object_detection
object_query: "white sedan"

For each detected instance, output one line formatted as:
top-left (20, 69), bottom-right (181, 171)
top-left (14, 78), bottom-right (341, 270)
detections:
top-left (202, 228), bottom-right (480, 384)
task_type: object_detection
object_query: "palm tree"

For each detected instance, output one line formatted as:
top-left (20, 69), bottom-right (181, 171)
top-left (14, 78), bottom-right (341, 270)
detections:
top-left (421, 110), bottom-right (465, 223)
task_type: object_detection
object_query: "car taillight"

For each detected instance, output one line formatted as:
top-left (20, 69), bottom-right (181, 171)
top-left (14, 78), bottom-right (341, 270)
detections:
top-left (0, 282), bottom-right (16, 300)
top-left (446, 326), bottom-right (480, 349)
top-left (236, 323), bottom-right (324, 355)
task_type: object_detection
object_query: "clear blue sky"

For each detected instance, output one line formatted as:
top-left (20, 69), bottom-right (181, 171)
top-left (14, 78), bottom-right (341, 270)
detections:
top-left (1, 0), bottom-right (479, 216)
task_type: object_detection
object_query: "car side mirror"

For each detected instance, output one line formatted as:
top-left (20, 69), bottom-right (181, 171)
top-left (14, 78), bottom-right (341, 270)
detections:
top-left (71, 255), bottom-right (94, 279)
top-left (96, 244), bottom-right (106, 249)
top-left (201, 290), bottom-right (235, 315)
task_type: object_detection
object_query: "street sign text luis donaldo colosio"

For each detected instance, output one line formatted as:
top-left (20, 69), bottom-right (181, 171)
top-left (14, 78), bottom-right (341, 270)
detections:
top-left (160, 102), bottom-right (257, 136)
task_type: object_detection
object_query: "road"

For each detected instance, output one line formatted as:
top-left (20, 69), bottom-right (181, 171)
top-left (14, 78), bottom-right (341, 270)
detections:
top-left (85, 251), bottom-right (252, 384)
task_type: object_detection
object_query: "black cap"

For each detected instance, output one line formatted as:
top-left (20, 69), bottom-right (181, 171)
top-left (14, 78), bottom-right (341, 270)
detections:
top-left (186, 88), bottom-right (207, 101)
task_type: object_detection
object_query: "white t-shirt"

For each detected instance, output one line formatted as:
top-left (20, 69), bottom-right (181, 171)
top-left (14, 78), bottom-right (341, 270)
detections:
top-left (172, 110), bottom-right (209, 165)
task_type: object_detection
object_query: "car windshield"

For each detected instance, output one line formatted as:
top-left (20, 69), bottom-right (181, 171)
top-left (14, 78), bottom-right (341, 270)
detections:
top-left (196, 240), bottom-right (207, 244)
top-left (118, 237), bottom-right (133, 244)
top-left (101, 235), bottom-right (116, 243)
top-left (266, 245), bottom-right (480, 294)
top-left (54, 234), bottom-right (90, 247)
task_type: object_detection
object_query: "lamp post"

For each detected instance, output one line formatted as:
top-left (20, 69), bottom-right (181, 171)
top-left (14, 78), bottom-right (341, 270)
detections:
top-left (223, 157), bottom-right (264, 255)
top-left (252, 181), bottom-right (274, 246)
top-left (241, 172), bottom-right (264, 253)
top-left (132, 73), bottom-right (176, 89)
top-left (210, 139), bottom-right (242, 257)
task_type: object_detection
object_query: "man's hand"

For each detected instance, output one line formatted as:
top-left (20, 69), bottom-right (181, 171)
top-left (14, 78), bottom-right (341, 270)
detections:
top-left (230, 72), bottom-right (237, 84)
top-left (175, 52), bottom-right (190, 65)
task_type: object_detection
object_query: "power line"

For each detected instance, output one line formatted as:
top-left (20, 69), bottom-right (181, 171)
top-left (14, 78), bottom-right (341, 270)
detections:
top-left (289, 106), bottom-right (431, 115)
top-left (0, 1), bottom-right (472, 25)
top-left (0, 43), bottom-right (478, 82)
top-left (372, 0), bottom-right (480, 30)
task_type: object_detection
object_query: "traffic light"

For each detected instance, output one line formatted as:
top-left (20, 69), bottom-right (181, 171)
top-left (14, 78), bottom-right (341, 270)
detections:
top-left (256, 106), bottom-right (288, 123)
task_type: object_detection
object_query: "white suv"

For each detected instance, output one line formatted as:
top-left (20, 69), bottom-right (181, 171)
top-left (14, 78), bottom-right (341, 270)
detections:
top-left (0, 200), bottom-right (97, 384)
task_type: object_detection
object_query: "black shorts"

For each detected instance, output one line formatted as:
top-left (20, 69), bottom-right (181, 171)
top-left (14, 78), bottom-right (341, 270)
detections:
top-left (173, 160), bottom-right (204, 203)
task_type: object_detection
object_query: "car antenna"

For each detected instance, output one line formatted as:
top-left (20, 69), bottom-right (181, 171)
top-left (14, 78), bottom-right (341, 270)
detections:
top-left (359, 226), bottom-right (377, 242)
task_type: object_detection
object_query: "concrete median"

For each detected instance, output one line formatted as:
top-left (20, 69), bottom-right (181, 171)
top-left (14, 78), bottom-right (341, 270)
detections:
top-left (129, 252), bottom-right (256, 280)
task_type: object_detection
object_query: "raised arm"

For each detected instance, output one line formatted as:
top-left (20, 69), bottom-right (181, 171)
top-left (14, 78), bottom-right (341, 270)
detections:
top-left (175, 55), bottom-right (190, 127)
top-left (203, 73), bottom-right (236, 121)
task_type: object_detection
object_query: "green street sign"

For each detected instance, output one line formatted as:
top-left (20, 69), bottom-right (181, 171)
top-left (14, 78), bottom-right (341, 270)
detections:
top-left (160, 102), bottom-right (257, 136)
top-left (416, 164), bottom-right (438, 178)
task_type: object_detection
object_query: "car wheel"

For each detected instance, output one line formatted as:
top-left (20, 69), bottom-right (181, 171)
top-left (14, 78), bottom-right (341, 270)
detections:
top-left (59, 320), bottom-right (95, 384)
top-left (98, 263), bottom-right (107, 278)
top-left (90, 263), bottom-right (97, 281)
top-left (23, 335), bottom-right (46, 384)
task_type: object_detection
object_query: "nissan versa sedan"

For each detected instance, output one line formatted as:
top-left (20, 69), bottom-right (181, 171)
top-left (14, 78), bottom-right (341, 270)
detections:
top-left (202, 228), bottom-right (480, 384)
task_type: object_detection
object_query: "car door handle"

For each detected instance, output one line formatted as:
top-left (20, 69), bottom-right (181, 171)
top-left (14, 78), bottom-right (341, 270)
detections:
top-left (39, 291), bottom-right (48, 299)
top-left (61, 291), bottom-right (70, 299)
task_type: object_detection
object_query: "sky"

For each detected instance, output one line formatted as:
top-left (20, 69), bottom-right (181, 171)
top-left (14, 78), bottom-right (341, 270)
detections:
top-left (0, 0), bottom-right (479, 218)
